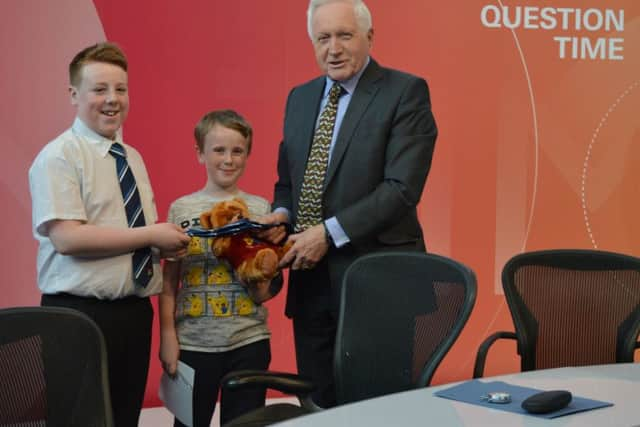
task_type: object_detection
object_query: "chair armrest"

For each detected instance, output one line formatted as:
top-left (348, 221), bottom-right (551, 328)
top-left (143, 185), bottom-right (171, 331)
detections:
top-left (473, 331), bottom-right (517, 378)
top-left (222, 370), bottom-right (316, 396)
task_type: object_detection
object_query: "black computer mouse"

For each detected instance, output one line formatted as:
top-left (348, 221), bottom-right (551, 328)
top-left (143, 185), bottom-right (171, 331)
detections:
top-left (521, 390), bottom-right (572, 414)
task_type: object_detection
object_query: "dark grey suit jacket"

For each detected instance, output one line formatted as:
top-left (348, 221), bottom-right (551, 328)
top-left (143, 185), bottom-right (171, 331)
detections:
top-left (274, 59), bottom-right (437, 316)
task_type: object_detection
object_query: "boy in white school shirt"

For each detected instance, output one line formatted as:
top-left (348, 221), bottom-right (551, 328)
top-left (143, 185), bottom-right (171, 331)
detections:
top-left (28, 42), bottom-right (190, 427)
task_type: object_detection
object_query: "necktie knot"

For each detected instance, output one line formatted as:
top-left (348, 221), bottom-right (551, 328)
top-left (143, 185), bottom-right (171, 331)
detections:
top-left (109, 142), bottom-right (127, 159)
top-left (328, 82), bottom-right (342, 105)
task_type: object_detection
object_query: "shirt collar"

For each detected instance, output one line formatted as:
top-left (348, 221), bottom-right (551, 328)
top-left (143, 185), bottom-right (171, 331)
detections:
top-left (71, 117), bottom-right (125, 157)
top-left (323, 56), bottom-right (371, 97)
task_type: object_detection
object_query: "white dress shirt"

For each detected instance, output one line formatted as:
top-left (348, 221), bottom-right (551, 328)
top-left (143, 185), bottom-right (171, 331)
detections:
top-left (29, 117), bottom-right (161, 299)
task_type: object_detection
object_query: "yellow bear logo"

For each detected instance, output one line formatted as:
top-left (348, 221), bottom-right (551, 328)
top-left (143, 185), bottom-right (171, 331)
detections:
top-left (187, 236), bottom-right (205, 255)
top-left (207, 293), bottom-right (231, 317)
top-left (183, 294), bottom-right (204, 317)
top-left (185, 266), bottom-right (204, 287)
top-left (207, 264), bottom-right (232, 285)
top-left (243, 236), bottom-right (258, 247)
top-left (236, 295), bottom-right (254, 316)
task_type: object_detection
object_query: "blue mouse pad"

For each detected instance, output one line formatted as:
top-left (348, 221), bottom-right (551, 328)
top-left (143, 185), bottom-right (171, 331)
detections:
top-left (434, 380), bottom-right (613, 419)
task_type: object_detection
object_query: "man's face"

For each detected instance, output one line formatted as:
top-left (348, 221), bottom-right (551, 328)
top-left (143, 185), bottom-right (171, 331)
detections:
top-left (311, 1), bottom-right (373, 82)
top-left (70, 61), bottom-right (129, 139)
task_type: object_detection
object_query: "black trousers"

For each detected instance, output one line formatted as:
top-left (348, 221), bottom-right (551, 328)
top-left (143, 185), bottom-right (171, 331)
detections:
top-left (289, 262), bottom-right (338, 408)
top-left (175, 339), bottom-right (271, 427)
top-left (41, 293), bottom-right (152, 427)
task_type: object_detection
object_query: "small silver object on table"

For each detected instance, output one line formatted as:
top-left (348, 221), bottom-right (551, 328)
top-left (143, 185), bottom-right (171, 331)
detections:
top-left (481, 392), bottom-right (512, 404)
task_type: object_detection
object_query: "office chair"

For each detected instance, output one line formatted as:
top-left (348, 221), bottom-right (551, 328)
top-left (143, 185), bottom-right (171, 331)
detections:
top-left (0, 306), bottom-right (114, 427)
top-left (474, 249), bottom-right (640, 378)
top-left (222, 252), bottom-right (477, 426)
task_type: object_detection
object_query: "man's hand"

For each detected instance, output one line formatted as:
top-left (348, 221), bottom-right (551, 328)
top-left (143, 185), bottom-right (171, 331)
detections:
top-left (256, 211), bottom-right (289, 244)
top-left (279, 224), bottom-right (328, 270)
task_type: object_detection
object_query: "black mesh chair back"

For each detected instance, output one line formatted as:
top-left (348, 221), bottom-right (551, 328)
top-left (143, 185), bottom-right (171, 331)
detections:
top-left (503, 249), bottom-right (640, 371)
top-left (222, 252), bottom-right (476, 426)
top-left (0, 306), bottom-right (113, 427)
top-left (334, 251), bottom-right (476, 403)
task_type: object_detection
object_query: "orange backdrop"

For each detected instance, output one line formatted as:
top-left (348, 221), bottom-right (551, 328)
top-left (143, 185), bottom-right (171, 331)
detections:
top-left (2, 0), bottom-right (638, 407)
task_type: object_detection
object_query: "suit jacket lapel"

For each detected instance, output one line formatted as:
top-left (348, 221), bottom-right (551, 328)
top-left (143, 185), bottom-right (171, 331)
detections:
top-left (324, 60), bottom-right (384, 189)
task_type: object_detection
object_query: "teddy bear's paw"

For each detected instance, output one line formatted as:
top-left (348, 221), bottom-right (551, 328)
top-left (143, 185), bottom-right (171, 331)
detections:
top-left (237, 262), bottom-right (267, 284)
top-left (254, 249), bottom-right (278, 278)
top-left (212, 237), bottom-right (231, 256)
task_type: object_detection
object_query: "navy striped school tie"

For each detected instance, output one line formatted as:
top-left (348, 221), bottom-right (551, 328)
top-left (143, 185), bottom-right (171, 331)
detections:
top-left (109, 142), bottom-right (153, 287)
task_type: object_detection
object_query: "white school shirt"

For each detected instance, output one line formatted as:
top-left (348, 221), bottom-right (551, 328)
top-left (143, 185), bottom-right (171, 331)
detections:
top-left (29, 117), bottom-right (161, 299)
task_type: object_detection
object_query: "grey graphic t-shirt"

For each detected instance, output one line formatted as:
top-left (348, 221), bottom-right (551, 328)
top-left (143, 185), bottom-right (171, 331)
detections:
top-left (167, 190), bottom-right (271, 352)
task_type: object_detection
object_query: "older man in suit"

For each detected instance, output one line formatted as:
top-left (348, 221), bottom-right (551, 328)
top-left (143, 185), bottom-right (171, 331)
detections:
top-left (261, 0), bottom-right (437, 407)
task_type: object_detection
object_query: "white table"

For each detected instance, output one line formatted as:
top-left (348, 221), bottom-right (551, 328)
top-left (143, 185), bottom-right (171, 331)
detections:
top-left (274, 363), bottom-right (640, 426)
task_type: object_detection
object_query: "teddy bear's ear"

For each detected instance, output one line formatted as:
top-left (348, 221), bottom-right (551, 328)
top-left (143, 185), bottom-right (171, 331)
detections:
top-left (200, 211), bottom-right (213, 229)
top-left (231, 198), bottom-right (250, 218)
top-left (232, 197), bottom-right (248, 208)
top-left (210, 201), bottom-right (229, 228)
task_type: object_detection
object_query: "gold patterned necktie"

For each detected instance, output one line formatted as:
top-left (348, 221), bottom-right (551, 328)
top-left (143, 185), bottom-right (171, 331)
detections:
top-left (295, 82), bottom-right (342, 232)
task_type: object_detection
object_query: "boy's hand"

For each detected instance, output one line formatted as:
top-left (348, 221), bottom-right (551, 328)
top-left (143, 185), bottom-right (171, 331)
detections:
top-left (245, 273), bottom-right (284, 304)
top-left (247, 280), bottom-right (273, 304)
top-left (150, 223), bottom-right (190, 256)
top-left (159, 333), bottom-right (180, 377)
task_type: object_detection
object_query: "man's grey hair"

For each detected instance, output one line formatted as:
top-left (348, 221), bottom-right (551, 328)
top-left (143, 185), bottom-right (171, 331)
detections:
top-left (307, 0), bottom-right (372, 40)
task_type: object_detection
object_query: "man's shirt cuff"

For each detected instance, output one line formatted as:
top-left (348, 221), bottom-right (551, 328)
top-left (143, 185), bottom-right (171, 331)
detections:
top-left (325, 217), bottom-right (349, 248)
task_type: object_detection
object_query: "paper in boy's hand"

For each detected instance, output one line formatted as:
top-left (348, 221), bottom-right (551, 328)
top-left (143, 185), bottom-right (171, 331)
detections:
top-left (159, 361), bottom-right (195, 427)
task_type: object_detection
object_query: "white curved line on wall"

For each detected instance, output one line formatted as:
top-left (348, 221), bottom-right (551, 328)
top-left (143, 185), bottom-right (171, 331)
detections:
top-left (497, 0), bottom-right (539, 252)
top-left (581, 80), bottom-right (639, 249)
top-left (462, 1), bottom-right (540, 375)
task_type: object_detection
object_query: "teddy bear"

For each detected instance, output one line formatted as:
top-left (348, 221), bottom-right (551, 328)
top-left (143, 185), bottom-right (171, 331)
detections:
top-left (199, 198), bottom-right (290, 298)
